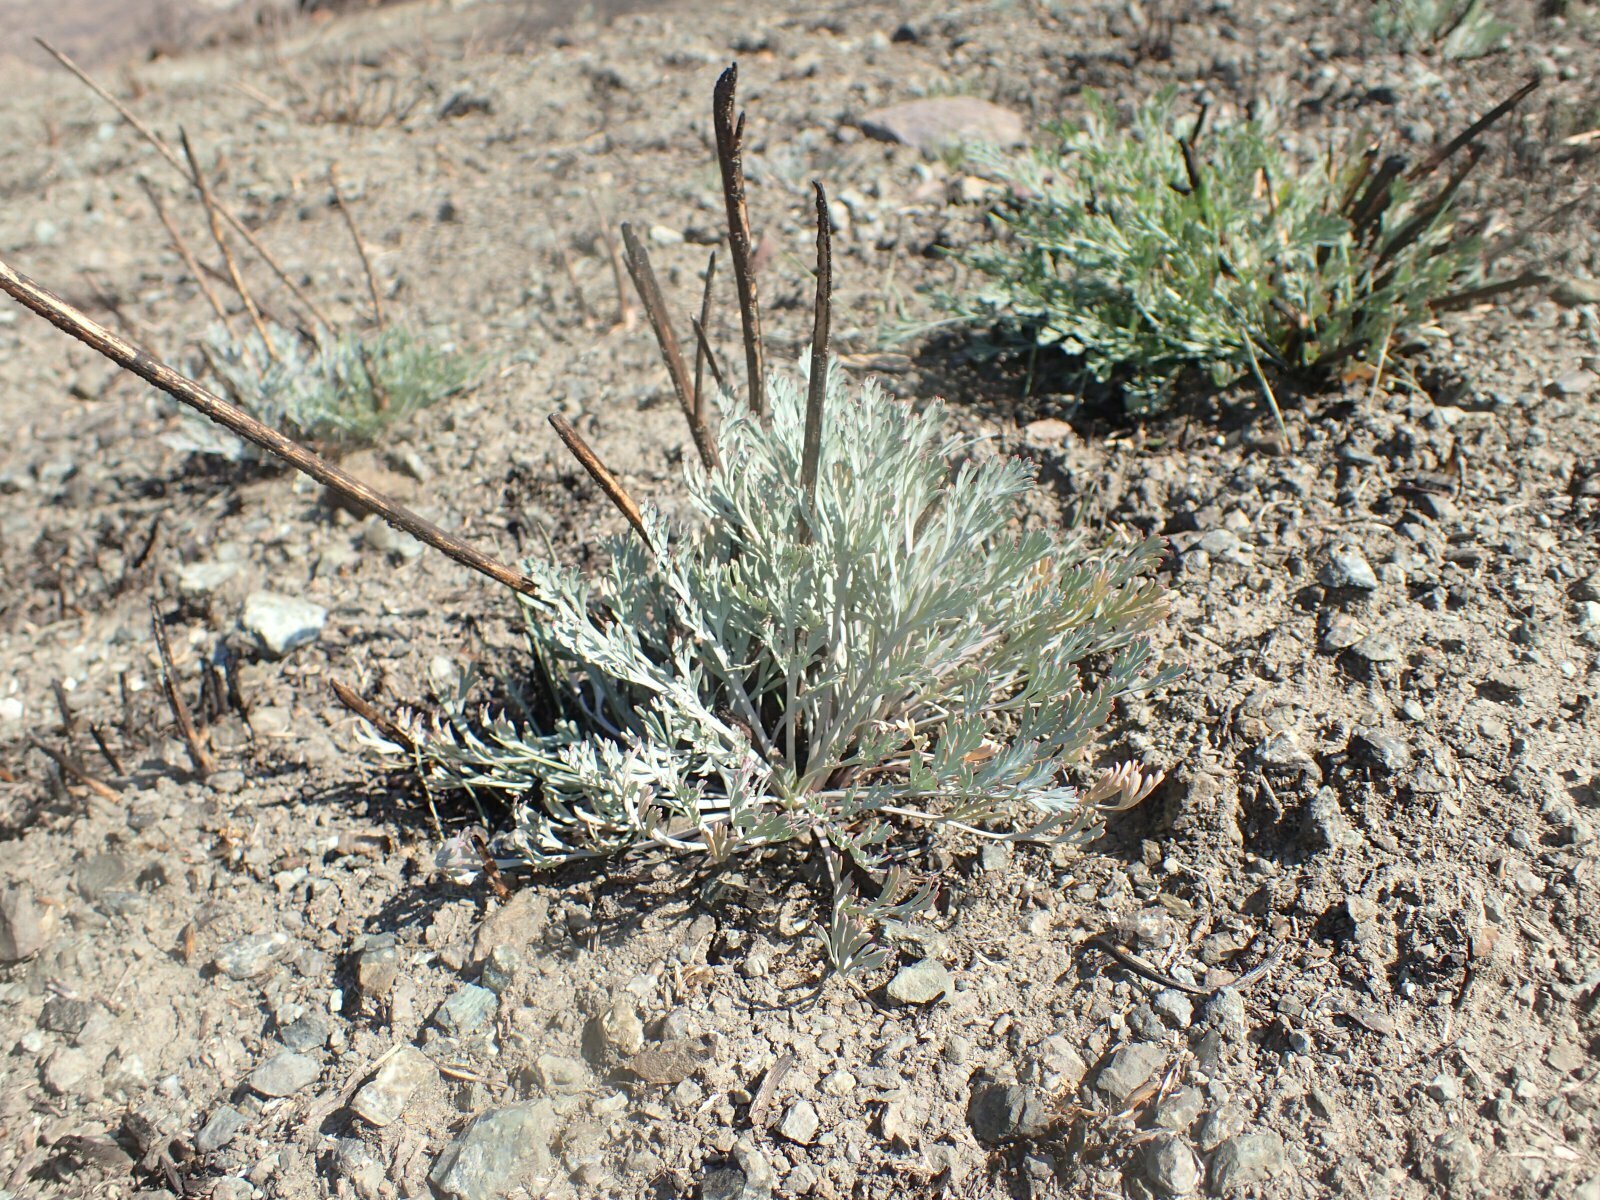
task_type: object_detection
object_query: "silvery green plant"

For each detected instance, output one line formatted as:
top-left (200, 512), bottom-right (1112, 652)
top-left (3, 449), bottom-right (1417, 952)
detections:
top-left (941, 89), bottom-right (1503, 412)
top-left (168, 321), bottom-right (473, 458)
top-left (396, 362), bottom-right (1171, 974)
top-left (1374, 0), bottom-right (1510, 60)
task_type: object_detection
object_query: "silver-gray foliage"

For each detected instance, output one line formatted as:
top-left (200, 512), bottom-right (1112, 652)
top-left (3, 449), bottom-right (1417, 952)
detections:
top-left (397, 364), bottom-right (1171, 972)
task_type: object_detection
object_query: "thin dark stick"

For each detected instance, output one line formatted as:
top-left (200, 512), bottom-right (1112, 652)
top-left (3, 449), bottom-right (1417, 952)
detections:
top-left (51, 680), bottom-right (78, 741)
top-left (0, 257), bottom-right (542, 598)
top-left (557, 245), bottom-right (596, 328)
top-left (26, 736), bottom-right (119, 804)
top-left (1431, 270), bottom-right (1548, 312)
top-left (1408, 76), bottom-right (1538, 183)
top-left (140, 177), bottom-right (237, 335)
top-left (596, 212), bottom-right (637, 331)
top-left (329, 162), bottom-right (386, 329)
top-left (713, 65), bottom-right (766, 416)
top-left (619, 223), bottom-right (719, 470)
top-left (690, 317), bottom-right (727, 397)
top-left (151, 602), bottom-right (215, 778)
top-left (548, 414), bottom-right (650, 543)
top-left (329, 679), bottom-right (414, 753)
top-left (693, 250), bottom-right (717, 423)
top-left (179, 130), bottom-right (276, 359)
top-left (37, 38), bottom-right (336, 335)
top-left (89, 724), bottom-right (125, 777)
top-left (799, 183), bottom-right (832, 507)
top-left (471, 832), bottom-right (512, 901)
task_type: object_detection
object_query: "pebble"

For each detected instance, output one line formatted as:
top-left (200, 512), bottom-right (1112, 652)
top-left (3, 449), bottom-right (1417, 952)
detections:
top-left (434, 984), bottom-right (498, 1036)
top-left (39, 996), bottom-right (93, 1037)
top-left (1428, 1128), bottom-right (1479, 1188)
top-left (241, 591), bottom-right (327, 658)
top-left (1321, 548), bottom-right (1378, 590)
top-left (858, 97), bottom-right (1025, 152)
top-left (1425, 1072), bottom-right (1461, 1102)
top-left (1354, 730), bottom-right (1413, 773)
top-left (1094, 1042), bottom-right (1166, 1105)
top-left (1201, 990), bottom-right (1249, 1041)
top-left (1034, 1034), bottom-right (1088, 1093)
top-left (596, 993), bottom-right (646, 1057)
top-left (1209, 1131), bottom-right (1287, 1193)
top-left (0, 886), bottom-right (58, 962)
top-left (1141, 1133), bottom-right (1203, 1197)
top-left (363, 517), bottom-right (425, 561)
top-left (1153, 990), bottom-right (1194, 1029)
top-left (778, 1099), bottom-right (820, 1145)
top-left (1152, 1086), bottom-right (1205, 1131)
top-left (279, 1013), bottom-right (329, 1053)
top-left (429, 1102), bottom-right (559, 1200)
top-left (1320, 613), bottom-right (1366, 651)
top-left (351, 1046), bottom-right (438, 1127)
top-left (334, 1138), bottom-right (384, 1200)
top-left (1349, 632), bottom-right (1401, 665)
top-left (535, 1053), bottom-right (589, 1093)
top-left (177, 561), bottom-right (242, 595)
top-left (195, 1105), bottom-right (248, 1153)
top-left (248, 1051), bottom-right (319, 1097)
top-left (886, 960), bottom-right (952, 1005)
top-left (1306, 788), bottom-right (1361, 851)
top-left (1573, 570), bottom-right (1600, 601)
top-left (967, 1078), bottom-right (1048, 1144)
top-left (480, 944), bottom-right (521, 994)
top-left (214, 930), bottom-right (292, 980)
top-left (356, 941), bottom-right (399, 997)
top-left (41, 1046), bottom-right (95, 1096)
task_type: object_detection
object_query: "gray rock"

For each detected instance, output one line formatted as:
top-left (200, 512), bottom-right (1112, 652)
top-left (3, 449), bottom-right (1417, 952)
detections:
top-left (1094, 1042), bottom-right (1166, 1105)
top-left (177, 561), bottom-right (241, 595)
top-left (241, 591), bottom-right (327, 658)
top-left (249, 1051), bottom-right (319, 1097)
top-left (1200, 989), bottom-right (1249, 1041)
top-left (0, 886), bottom-right (58, 961)
top-left (195, 1106), bottom-right (249, 1153)
top-left (214, 931), bottom-right (292, 980)
top-left (1573, 1175), bottom-right (1600, 1200)
top-left (1320, 613), bottom-right (1366, 651)
top-left (1034, 1034), bottom-right (1088, 1093)
top-left (356, 942), bottom-right (399, 997)
top-left (859, 97), bottom-right (1025, 152)
top-left (1153, 990), bottom-right (1194, 1029)
top-left (1574, 570), bottom-right (1600, 602)
top-left (1428, 1128), bottom-right (1479, 1188)
top-left (1141, 1133), bottom-right (1203, 1196)
top-left (1355, 730), bottom-right (1413, 773)
top-left (534, 1054), bottom-right (589, 1094)
top-left (967, 1078), bottom-right (1048, 1143)
top-left (333, 1138), bottom-right (384, 1200)
top-left (1548, 369), bottom-right (1598, 399)
top-left (1425, 1072), bottom-right (1461, 1102)
top-left (1152, 1086), bottom-right (1205, 1131)
top-left (351, 1046), bottom-right (438, 1127)
top-left (595, 994), bottom-right (646, 1058)
top-left (886, 960), bottom-right (952, 1005)
top-left (1349, 633), bottom-right (1401, 665)
top-left (429, 1102), bottom-right (558, 1200)
top-left (279, 1013), bottom-right (329, 1054)
top-left (75, 852), bottom-right (131, 900)
top-left (700, 1163), bottom-right (753, 1200)
top-left (41, 1046), bottom-right (96, 1096)
top-left (778, 1099), bottom-right (820, 1145)
top-left (1306, 788), bottom-right (1361, 852)
top-left (480, 944), bottom-right (521, 994)
top-left (435, 984), bottom-right (498, 1036)
top-left (1209, 1132), bottom-right (1286, 1193)
top-left (1321, 548), bottom-right (1378, 590)
top-left (39, 996), bottom-right (94, 1037)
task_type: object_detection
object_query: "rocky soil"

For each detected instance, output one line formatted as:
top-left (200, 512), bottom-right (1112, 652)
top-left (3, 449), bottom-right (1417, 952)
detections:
top-left (1, 0), bottom-right (1598, 1198)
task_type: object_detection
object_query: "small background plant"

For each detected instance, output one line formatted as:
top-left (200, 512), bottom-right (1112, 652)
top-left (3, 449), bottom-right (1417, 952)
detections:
top-left (940, 85), bottom-right (1536, 414)
top-left (1373, 0), bottom-right (1511, 60)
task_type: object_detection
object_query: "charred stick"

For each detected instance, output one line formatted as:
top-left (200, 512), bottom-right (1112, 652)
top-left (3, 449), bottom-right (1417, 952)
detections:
top-left (89, 724), bottom-right (125, 777)
top-left (693, 250), bottom-right (717, 423)
top-left (713, 65), bottom-right (767, 416)
top-left (548, 414), bottom-right (650, 543)
top-left (690, 317), bottom-right (728, 397)
top-left (37, 38), bottom-right (336, 335)
top-left (139, 177), bottom-right (236, 334)
top-left (151, 602), bottom-right (215, 778)
top-left (619, 222), bottom-right (719, 470)
top-left (329, 678), bottom-right (414, 753)
top-left (799, 183), bottom-right (832, 510)
top-left (1409, 76), bottom-right (1538, 183)
top-left (179, 130), bottom-right (275, 358)
top-left (26, 736), bottom-right (119, 804)
top-left (329, 162), bottom-right (386, 329)
top-left (0, 258), bottom-right (542, 598)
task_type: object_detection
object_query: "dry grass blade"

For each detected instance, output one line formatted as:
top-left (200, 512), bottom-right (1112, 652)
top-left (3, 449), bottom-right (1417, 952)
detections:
top-left (179, 130), bottom-right (276, 359)
top-left (26, 736), bottom-right (119, 804)
top-left (37, 38), bottom-right (336, 336)
top-left (0, 256), bottom-right (542, 598)
top-left (800, 183), bottom-right (833, 506)
top-left (713, 64), bottom-right (766, 416)
top-left (1433, 269), bottom-right (1549, 312)
top-left (140, 176), bottom-right (237, 336)
top-left (329, 162), bottom-right (387, 329)
top-left (619, 222), bottom-right (719, 470)
top-left (329, 679), bottom-right (414, 753)
top-left (151, 602), bottom-right (215, 779)
top-left (693, 250), bottom-right (717, 422)
top-left (690, 317), bottom-right (728, 397)
top-left (548, 414), bottom-right (650, 543)
top-left (1408, 75), bottom-right (1539, 183)
top-left (595, 208), bottom-right (637, 331)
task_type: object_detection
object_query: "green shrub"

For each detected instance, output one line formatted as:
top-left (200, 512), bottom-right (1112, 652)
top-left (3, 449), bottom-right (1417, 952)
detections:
top-left (173, 322), bottom-right (475, 458)
top-left (395, 363), bottom-right (1172, 974)
top-left (943, 90), bottom-right (1484, 412)
top-left (1374, 0), bottom-right (1510, 60)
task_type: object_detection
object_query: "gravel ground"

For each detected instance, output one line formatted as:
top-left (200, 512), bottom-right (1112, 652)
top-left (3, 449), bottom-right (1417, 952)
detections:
top-left (1, 1), bottom-right (1598, 1198)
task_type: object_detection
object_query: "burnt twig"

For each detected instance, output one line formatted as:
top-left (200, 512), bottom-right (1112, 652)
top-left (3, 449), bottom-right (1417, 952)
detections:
top-left (1409, 75), bottom-right (1539, 183)
top-left (693, 250), bottom-right (717, 423)
top-left (329, 678), bottom-right (414, 753)
top-left (140, 177), bottom-right (236, 336)
top-left (799, 183), bottom-right (832, 509)
top-left (713, 64), bottom-right (766, 416)
top-left (151, 602), bottom-right (215, 778)
top-left (179, 130), bottom-right (275, 359)
top-left (548, 414), bottom-right (650, 543)
top-left (329, 162), bottom-right (386, 329)
top-left (619, 222), bottom-right (719, 470)
top-left (0, 258), bottom-right (542, 598)
top-left (26, 736), bottom-right (119, 804)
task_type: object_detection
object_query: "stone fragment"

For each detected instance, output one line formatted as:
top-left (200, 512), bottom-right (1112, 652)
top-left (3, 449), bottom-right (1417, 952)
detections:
top-left (1094, 1042), bottom-right (1166, 1105)
top-left (596, 994), bottom-right (646, 1057)
top-left (885, 960), bottom-right (952, 1005)
top-left (429, 1102), bottom-right (558, 1200)
top-left (472, 890), bottom-right (549, 962)
top-left (434, 984), bottom-right (498, 1036)
top-left (1034, 1034), bottom-right (1088, 1092)
top-left (39, 995), bottom-right (94, 1037)
top-left (249, 1051), bottom-right (319, 1097)
top-left (1152, 1086), bottom-right (1205, 1131)
top-left (279, 1013), bottom-right (329, 1053)
top-left (535, 1054), bottom-right (589, 1094)
top-left (241, 591), bottom-right (327, 658)
top-left (1321, 548), bottom-right (1378, 590)
top-left (351, 1046), bottom-right (438, 1127)
top-left (1354, 730), bottom-right (1413, 773)
top-left (333, 1138), bottom-right (384, 1200)
top-left (214, 931), bottom-right (292, 980)
top-left (859, 97), bottom-right (1025, 152)
top-left (778, 1099), bottom-right (820, 1145)
top-left (1209, 1132), bottom-right (1286, 1193)
top-left (195, 1106), bottom-right (248, 1153)
top-left (480, 944), bottom-right (521, 994)
top-left (41, 1046), bottom-right (96, 1096)
top-left (625, 1038), bottom-right (712, 1085)
top-left (0, 886), bottom-right (58, 961)
top-left (356, 942), bottom-right (400, 998)
top-left (1428, 1128), bottom-right (1479, 1189)
top-left (1141, 1133), bottom-right (1203, 1196)
top-left (178, 561), bottom-right (241, 595)
top-left (967, 1079), bottom-right (1047, 1144)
